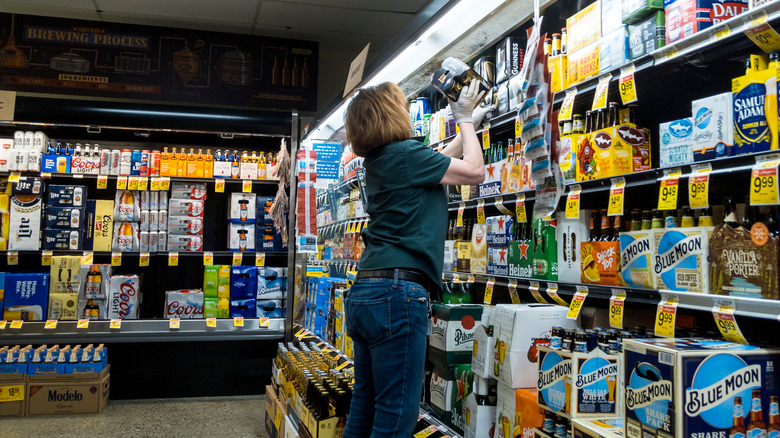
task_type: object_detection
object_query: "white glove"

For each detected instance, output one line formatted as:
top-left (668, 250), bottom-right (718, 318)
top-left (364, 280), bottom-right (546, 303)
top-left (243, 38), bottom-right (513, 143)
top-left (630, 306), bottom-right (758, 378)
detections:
top-left (448, 80), bottom-right (487, 124)
top-left (471, 105), bottom-right (496, 127)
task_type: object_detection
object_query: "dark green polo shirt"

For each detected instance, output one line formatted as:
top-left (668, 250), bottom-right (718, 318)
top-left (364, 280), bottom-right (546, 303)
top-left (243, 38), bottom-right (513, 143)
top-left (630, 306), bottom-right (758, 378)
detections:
top-left (358, 139), bottom-right (452, 290)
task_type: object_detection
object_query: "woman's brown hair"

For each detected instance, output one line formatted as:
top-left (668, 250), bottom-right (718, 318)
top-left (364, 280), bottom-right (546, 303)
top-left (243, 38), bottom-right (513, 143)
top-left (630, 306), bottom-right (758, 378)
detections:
top-left (345, 82), bottom-right (411, 157)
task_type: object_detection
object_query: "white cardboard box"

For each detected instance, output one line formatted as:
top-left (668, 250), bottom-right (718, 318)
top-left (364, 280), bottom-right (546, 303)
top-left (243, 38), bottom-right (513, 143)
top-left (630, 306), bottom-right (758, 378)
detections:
top-left (556, 211), bottom-right (591, 283)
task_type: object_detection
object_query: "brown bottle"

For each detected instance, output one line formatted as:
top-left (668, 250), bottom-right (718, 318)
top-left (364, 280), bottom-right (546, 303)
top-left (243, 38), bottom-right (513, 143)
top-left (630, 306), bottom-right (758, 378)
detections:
top-left (600, 209), bottom-right (612, 241)
top-left (732, 397), bottom-right (747, 438)
top-left (748, 390), bottom-right (767, 437)
top-left (612, 215), bottom-right (622, 241)
top-left (589, 211), bottom-right (599, 242)
top-left (608, 102), bottom-right (619, 127)
top-left (769, 395), bottom-right (779, 436)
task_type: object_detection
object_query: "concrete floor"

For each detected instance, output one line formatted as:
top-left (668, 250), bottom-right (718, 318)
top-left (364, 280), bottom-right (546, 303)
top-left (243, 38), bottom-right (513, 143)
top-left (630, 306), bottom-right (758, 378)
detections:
top-left (0, 395), bottom-right (271, 438)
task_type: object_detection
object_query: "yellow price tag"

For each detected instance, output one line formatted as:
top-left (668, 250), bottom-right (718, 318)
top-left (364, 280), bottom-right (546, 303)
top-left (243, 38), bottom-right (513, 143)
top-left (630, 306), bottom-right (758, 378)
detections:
top-left (482, 123), bottom-right (491, 150)
top-left (744, 16), bottom-right (780, 52)
top-left (494, 196), bottom-right (513, 215)
top-left (712, 301), bottom-right (748, 344)
top-left (259, 317), bottom-right (270, 328)
top-left (619, 64), bottom-right (638, 105)
top-left (138, 177), bottom-right (149, 191)
top-left (414, 425), bottom-right (438, 438)
top-left (659, 46), bottom-right (679, 62)
top-left (150, 177), bottom-right (161, 191)
top-left (110, 319), bottom-right (121, 329)
top-left (128, 176), bottom-right (139, 190)
top-left (242, 180), bottom-right (252, 193)
top-left (655, 295), bottom-right (679, 338)
top-left (515, 115), bottom-right (522, 139)
top-left (116, 176), bottom-right (128, 190)
top-left (41, 172), bottom-right (52, 179)
top-left (233, 316), bottom-right (244, 327)
top-left (161, 177), bottom-right (171, 191)
top-left (477, 199), bottom-right (486, 225)
top-left (41, 251), bottom-right (52, 266)
top-left (591, 74), bottom-right (612, 110)
top-left (457, 202), bottom-right (465, 227)
top-left (232, 252), bottom-right (243, 266)
top-left (168, 252), bottom-right (179, 266)
top-left (77, 319), bottom-right (89, 329)
top-left (565, 185), bottom-right (582, 219)
top-left (609, 289), bottom-right (627, 329)
top-left (508, 278), bottom-right (520, 304)
top-left (750, 156), bottom-right (780, 206)
top-left (467, 274), bottom-right (475, 283)
top-left (215, 179), bottom-right (225, 193)
top-left (560, 88), bottom-right (577, 121)
top-left (529, 281), bottom-right (547, 304)
top-left (111, 252), bottom-right (122, 266)
top-left (461, 184), bottom-right (470, 201)
top-left (169, 318), bottom-right (180, 329)
top-left (546, 283), bottom-right (567, 306)
top-left (9, 320), bottom-right (22, 329)
top-left (81, 251), bottom-right (93, 266)
top-left (203, 251), bottom-right (213, 266)
top-left (97, 175), bottom-right (108, 189)
top-left (44, 320), bottom-right (57, 329)
top-left (139, 252), bottom-right (150, 267)
top-left (515, 194), bottom-right (527, 222)
top-left (8, 172), bottom-right (20, 183)
top-left (256, 253), bottom-right (266, 267)
top-left (689, 164), bottom-right (712, 209)
top-left (608, 177), bottom-right (626, 217)
top-left (658, 170), bottom-right (681, 211)
top-left (712, 25), bottom-right (731, 41)
top-left (567, 286), bottom-right (588, 319)
top-left (0, 321), bottom-right (6, 329)
top-left (206, 318), bottom-right (217, 328)
top-left (7, 252), bottom-right (17, 266)
top-left (484, 277), bottom-right (495, 305)
top-left (0, 384), bottom-right (25, 402)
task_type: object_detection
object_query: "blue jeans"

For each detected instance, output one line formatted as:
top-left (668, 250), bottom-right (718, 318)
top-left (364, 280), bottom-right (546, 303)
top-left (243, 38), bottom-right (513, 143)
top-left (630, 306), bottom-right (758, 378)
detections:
top-left (343, 272), bottom-right (430, 438)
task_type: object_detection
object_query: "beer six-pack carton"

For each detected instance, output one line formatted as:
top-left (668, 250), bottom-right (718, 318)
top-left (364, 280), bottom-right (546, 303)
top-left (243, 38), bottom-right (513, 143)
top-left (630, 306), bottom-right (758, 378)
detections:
top-left (623, 338), bottom-right (780, 438)
top-left (653, 226), bottom-right (711, 293)
top-left (429, 303), bottom-right (483, 366)
top-left (709, 223), bottom-right (779, 299)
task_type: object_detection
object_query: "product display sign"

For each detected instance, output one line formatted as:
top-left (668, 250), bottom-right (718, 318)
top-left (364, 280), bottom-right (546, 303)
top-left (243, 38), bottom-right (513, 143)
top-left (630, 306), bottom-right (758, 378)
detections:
top-left (0, 13), bottom-right (318, 110)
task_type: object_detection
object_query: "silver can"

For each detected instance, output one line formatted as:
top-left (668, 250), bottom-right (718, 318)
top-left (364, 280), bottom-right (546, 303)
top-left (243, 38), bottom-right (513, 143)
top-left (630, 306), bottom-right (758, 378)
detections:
top-left (140, 210), bottom-right (150, 231)
top-left (148, 191), bottom-right (160, 211)
top-left (149, 210), bottom-right (159, 232)
top-left (100, 149), bottom-right (111, 174)
top-left (158, 209), bottom-right (168, 230)
top-left (140, 191), bottom-right (151, 210)
top-left (149, 230), bottom-right (158, 252)
top-left (119, 150), bottom-right (132, 176)
top-left (157, 231), bottom-right (167, 251)
top-left (110, 149), bottom-right (121, 175)
top-left (139, 231), bottom-right (150, 252)
top-left (158, 191), bottom-right (169, 211)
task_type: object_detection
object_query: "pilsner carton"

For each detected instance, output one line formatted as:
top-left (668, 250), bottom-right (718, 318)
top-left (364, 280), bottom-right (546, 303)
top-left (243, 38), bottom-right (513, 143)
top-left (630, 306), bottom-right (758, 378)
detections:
top-left (429, 361), bottom-right (456, 425)
top-left (623, 338), bottom-right (780, 438)
top-left (708, 224), bottom-right (779, 299)
top-left (495, 385), bottom-right (544, 438)
top-left (653, 227), bottom-right (711, 293)
top-left (429, 303), bottom-right (483, 366)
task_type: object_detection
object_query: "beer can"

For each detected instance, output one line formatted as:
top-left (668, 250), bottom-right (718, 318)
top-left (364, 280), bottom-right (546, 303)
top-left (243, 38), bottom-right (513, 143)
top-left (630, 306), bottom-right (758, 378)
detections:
top-left (119, 149), bottom-right (132, 176)
top-left (100, 149), bottom-right (111, 174)
top-left (111, 149), bottom-right (121, 175)
top-left (140, 191), bottom-right (151, 210)
top-left (409, 99), bottom-right (417, 126)
top-left (139, 231), bottom-right (150, 252)
top-left (413, 121), bottom-right (424, 137)
top-left (140, 210), bottom-right (150, 231)
top-left (158, 208), bottom-right (168, 230)
top-left (157, 231), bottom-right (167, 251)
top-left (150, 210), bottom-right (159, 232)
top-left (158, 191), bottom-right (169, 211)
top-left (149, 229), bottom-right (158, 252)
top-left (150, 150), bottom-right (161, 176)
top-left (13, 131), bottom-right (24, 149)
top-left (33, 132), bottom-right (48, 153)
top-left (24, 131), bottom-right (34, 150)
top-left (148, 191), bottom-right (160, 210)
top-left (139, 150), bottom-right (150, 176)
top-left (415, 97), bottom-right (431, 122)
top-left (17, 150), bottom-right (29, 171)
top-left (130, 150), bottom-right (142, 175)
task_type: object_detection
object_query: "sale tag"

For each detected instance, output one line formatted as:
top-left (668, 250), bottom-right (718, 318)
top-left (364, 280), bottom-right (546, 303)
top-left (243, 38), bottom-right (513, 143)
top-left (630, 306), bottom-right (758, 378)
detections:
top-left (206, 318), bottom-right (217, 328)
top-left (744, 12), bottom-right (780, 52)
top-left (689, 164), bottom-right (712, 209)
top-left (242, 180), bottom-right (252, 193)
top-left (150, 177), bottom-right (161, 191)
top-left (750, 154), bottom-right (780, 205)
top-left (0, 384), bottom-right (25, 402)
top-left (7, 252), bottom-right (17, 266)
top-left (619, 64), bottom-right (638, 105)
top-left (515, 114), bottom-right (523, 139)
top-left (560, 88), bottom-right (577, 121)
top-left (712, 300), bottom-right (748, 344)
top-left (655, 293), bottom-right (679, 338)
top-left (116, 176), bottom-right (128, 190)
top-left (9, 320), bottom-right (22, 329)
top-left (44, 320), bottom-right (57, 329)
top-left (8, 173), bottom-right (19, 183)
top-left (482, 123), bottom-right (491, 150)
top-left (110, 319), bottom-right (121, 329)
top-left (565, 185), bottom-right (582, 219)
top-left (232, 252), bottom-right (243, 266)
top-left (457, 202), bottom-right (465, 227)
top-left (233, 316), bottom-right (244, 327)
top-left (139, 252), bottom-right (150, 267)
top-left (515, 194), bottom-right (528, 222)
top-left (484, 277), bottom-right (495, 305)
top-left (461, 185), bottom-right (470, 201)
top-left (161, 177), bottom-right (171, 191)
top-left (414, 425), bottom-right (438, 438)
top-left (97, 175), bottom-right (108, 189)
top-left (77, 319), bottom-right (89, 329)
top-left (477, 199), bottom-right (486, 224)
top-left (0, 321), bottom-right (6, 329)
top-left (169, 318), bottom-right (180, 329)
top-left (508, 278), bottom-right (520, 304)
top-left (567, 286), bottom-right (588, 320)
top-left (111, 252), bottom-right (122, 266)
top-left (658, 168), bottom-right (681, 211)
top-left (494, 196), bottom-right (513, 215)
top-left (467, 274), bottom-right (476, 283)
top-left (608, 177), bottom-right (626, 216)
top-left (259, 317), bottom-right (270, 328)
top-left (547, 283), bottom-right (568, 306)
top-left (256, 253), bottom-right (266, 266)
top-left (128, 176), bottom-right (139, 190)
top-left (41, 251), bottom-right (52, 266)
top-left (609, 289), bottom-right (627, 329)
top-left (528, 281), bottom-right (546, 304)
top-left (168, 252), bottom-right (179, 266)
top-left (591, 74), bottom-right (612, 110)
top-left (203, 251), bottom-right (213, 266)
top-left (138, 177), bottom-right (149, 191)
top-left (81, 251), bottom-right (93, 266)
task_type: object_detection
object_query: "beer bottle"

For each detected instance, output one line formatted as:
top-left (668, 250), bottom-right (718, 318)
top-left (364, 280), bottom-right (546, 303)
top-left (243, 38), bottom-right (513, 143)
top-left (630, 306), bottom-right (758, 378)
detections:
top-left (552, 33), bottom-right (561, 57)
top-left (585, 111), bottom-right (593, 134)
top-left (769, 395), bottom-right (779, 437)
top-left (589, 211), bottom-right (599, 241)
top-left (681, 206), bottom-right (694, 228)
top-left (573, 114), bottom-right (584, 134)
top-left (612, 215), bottom-right (622, 241)
top-left (561, 28), bottom-right (568, 54)
top-left (698, 207), bottom-right (715, 227)
top-left (608, 102), bottom-right (619, 127)
top-left (630, 209), bottom-right (642, 231)
top-left (544, 37), bottom-right (552, 56)
top-left (724, 197), bottom-right (740, 228)
top-left (600, 209), bottom-right (612, 241)
top-left (748, 390), bottom-right (767, 437)
top-left (497, 141), bottom-right (504, 161)
top-left (628, 104), bottom-right (639, 126)
top-left (767, 207), bottom-right (779, 238)
top-left (742, 196), bottom-right (754, 230)
top-left (641, 210), bottom-right (652, 230)
top-left (651, 209), bottom-right (664, 229)
top-left (665, 210), bottom-right (677, 228)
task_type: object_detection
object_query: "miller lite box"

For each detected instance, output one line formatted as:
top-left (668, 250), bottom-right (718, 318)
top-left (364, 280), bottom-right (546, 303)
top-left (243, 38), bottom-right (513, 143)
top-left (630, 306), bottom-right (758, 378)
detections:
top-left (9, 194), bottom-right (42, 250)
top-left (428, 303), bottom-right (483, 366)
top-left (43, 229), bottom-right (82, 250)
top-left (487, 215), bottom-right (513, 248)
top-left (46, 185), bottom-right (85, 207)
top-left (165, 289), bottom-right (204, 319)
top-left (659, 118), bottom-right (694, 167)
top-left (653, 227), bottom-right (711, 293)
top-left (619, 230), bottom-right (661, 289)
top-left (557, 211), bottom-right (591, 283)
top-left (44, 206), bottom-right (85, 229)
top-left (493, 304), bottom-right (576, 388)
top-left (108, 275), bottom-right (140, 319)
top-left (623, 338), bottom-right (780, 438)
top-left (495, 385), bottom-right (544, 438)
top-left (170, 182), bottom-right (207, 200)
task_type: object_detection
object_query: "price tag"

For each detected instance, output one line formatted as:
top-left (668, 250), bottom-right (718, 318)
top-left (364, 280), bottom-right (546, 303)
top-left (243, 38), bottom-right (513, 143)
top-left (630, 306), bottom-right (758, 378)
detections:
top-left (484, 277), bottom-right (495, 305)
top-left (44, 320), bottom-right (57, 329)
top-left (242, 180), bottom-right (252, 193)
top-left (97, 175), bottom-right (108, 189)
top-left (567, 286), bottom-right (588, 320)
top-left (116, 176), bottom-right (128, 190)
top-left (0, 321), bottom-right (6, 329)
top-left (655, 294), bottom-right (679, 338)
top-left (658, 169), bottom-right (681, 211)
top-left (336, 361), bottom-right (350, 371)
top-left (559, 88), bottom-right (577, 121)
top-left (206, 318), bottom-right (217, 328)
top-left (744, 12), bottom-right (780, 52)
top-left (259, 317), bottom-right (270, 328)
top-left (138, 177), bottom-right (149, 191)
top-left (232, 252), bottom-right (243, 266)
top-left (494, 196), bottom-right (513, 215)
top-left (482, 123), bottom-right (491, 150)
top-left (139, 252), bottom-right (150, 267)
top-left (168, 252), bottom-right (179, 266)
top-left (128, 176), bottom-right (139, 190)
top-left (591, 74), bottom-right (612, 110)
top-left (41, 172), bottom-right (52, 179)
top-left (414, 425), bottom-right (438, 438)
top-left (77, 319), bottom-right (89, 329)
top-left (711, 25), bottom-right (731, 41)
top-left (610, 289), bottom-right (627, 329)
top-left (169, 318), bottom-right (180, 329)
top-left (659, 46), bottom-right (679, 62)
top-left (607, 177), bottom-right (626, 216)
top-left (565, 184), bottom-right (582, 219)
top-left (712, 300), bottom-right (748, 344)
top-left (515, 114), bottom-right (523, 139)
top-left (8, 173), bottom-right (19, 183)
top-left (9, 320), bottom-right (22, 329)
top-left (528, 281), bottom-right (546, 303)
top-left (110, 319), bottom-right (121, 329)
top-left (111, 252), bottom-right (122, 266)
top-left (150, 177), bottom-right (161, 191)
top-left (7, 252), bottom-right (17, 266)
top-left (0, 384), bottom-right (25, 402)
top-left (515, 194), bottom-right (528, 222)
top-left (73, 174), bottom-right (84, 179)
top-left (689, 164), bottom-right (712, 209)
top-left (461, 184), bottom-right (470, 201)
top-left (750, 155), bottom-right (780, 205)
top-left (477, 199), bottom-right (486, 224)
top-left (508, 278), bottom-right (520, 304)
top-left (255, 253), bottom-right (266, 266)
top-left (161, 177), bottom-right (171, 191)
top-left (41, 251), bottom-right (52, 266)
top-left (233, 316), bottom-right (244, 327)
top-left (457, 202), bottom-right (466, 227)
top-left (619, 64), bottom-right (638, 105)
top-left (200, 251), bottom-right (213, 266)
top-left (81, 251), bottom-right (93, 266)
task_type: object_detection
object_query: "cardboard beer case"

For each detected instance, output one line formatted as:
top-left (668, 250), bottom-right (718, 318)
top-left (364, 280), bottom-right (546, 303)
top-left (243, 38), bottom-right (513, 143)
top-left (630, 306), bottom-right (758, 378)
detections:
top-left (708, 223), bottom-right (779, 299)
top-left (557, 212), bottom-right (591, 283)
top-left (572, 418), bottom-right (625, 438)
top-left (653, 226), bottom-right (712, 293)
top-left (532, 218), bottom-right (558, 281)
top-left (471, 306), bottom-right (495, 379)
top-left (508, 238), bottom-right (534, 279)
top-left (429, 303), bottom-right (483, 366)
top-left (495, 385), bottom-right (545, 438)
top-left (619, 230), bottom-right (661, 289)
top-left (429, 361), bottom-right (456, 425)
top-left (449, 363), bottom-right (475, 434)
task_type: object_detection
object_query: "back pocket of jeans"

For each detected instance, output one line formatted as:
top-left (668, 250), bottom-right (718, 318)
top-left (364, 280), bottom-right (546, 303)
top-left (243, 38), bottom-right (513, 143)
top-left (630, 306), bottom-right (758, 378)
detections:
top-left (346, 296), bottom-right (391, 345)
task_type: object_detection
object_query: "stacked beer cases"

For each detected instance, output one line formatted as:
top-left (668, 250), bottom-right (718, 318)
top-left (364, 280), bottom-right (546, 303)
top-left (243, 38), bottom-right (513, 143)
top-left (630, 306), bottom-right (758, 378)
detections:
top-left (112, 190), bottom-right (141, 252)
top-left (9, 177), bottom-right (44, 251)
top-left (167, 182), bottom-right (204, 251)
top-left (43, 185), bottom-right (86, 250)
top-left (139, 189), bottom-right (167, 252)
top-left (229, 192), bottom-right (256, 251)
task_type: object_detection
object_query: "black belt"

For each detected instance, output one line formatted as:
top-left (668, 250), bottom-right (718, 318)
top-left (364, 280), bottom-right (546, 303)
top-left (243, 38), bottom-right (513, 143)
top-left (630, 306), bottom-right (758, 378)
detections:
top-left (356, 269), bottom-right (431, 289)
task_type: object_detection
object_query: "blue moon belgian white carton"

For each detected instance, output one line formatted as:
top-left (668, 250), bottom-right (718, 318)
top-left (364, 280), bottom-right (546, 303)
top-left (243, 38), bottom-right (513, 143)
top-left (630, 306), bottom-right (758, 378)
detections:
top-left (623, 338), bottom-right (780, 438)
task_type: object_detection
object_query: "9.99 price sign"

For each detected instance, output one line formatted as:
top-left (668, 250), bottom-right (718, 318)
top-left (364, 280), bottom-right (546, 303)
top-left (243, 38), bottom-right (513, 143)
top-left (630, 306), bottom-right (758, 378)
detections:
top-left (750, 156), bottom-right (780, 206)
top-left (654, 302), bottom-right (677, 338)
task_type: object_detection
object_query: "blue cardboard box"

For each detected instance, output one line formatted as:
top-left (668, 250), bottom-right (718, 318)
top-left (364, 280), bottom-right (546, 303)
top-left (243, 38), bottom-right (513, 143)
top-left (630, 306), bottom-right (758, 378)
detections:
top-left (231, 266), bottom-right (257, 300)
top-left (28, 362), bottom-right (66, 376)
top-left (257, 299), bottom-right (284, 318)
top-left (257, 267), bottom-right (285, 300)
top-left (256, 196), bottom-right (275, 226)
top-left (230, 299), bottom-right (256, 318)
top-left (3, 273), bottom-right (49, 321)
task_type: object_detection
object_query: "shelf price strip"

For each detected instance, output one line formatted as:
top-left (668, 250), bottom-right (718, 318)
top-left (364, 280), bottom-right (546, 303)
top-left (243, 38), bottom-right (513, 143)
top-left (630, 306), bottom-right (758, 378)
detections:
top-left (138, 177), bottom-right (148, 191)
top-left (507, 278), bottom-right (520, 304)
top-left (97, 175), bottom-right (108, 189)
top-left (609, 289), bottom-right (627, 329)
top-left (658, 168), bottom-right (681, 211)
top-left (484, 277), bottom-right (495, 305)
top-left (457, 202), bottom-right (465, 227)
top-left (712, 299), bottom-right (747, 344)
top-left (547, 283), bottom-right (568, 306)
top-left (515, 194), bottom-right (528, 222)
top-left (750, 154), bottom-right (780, 206)
top-left (7, 252), bottom-right (18, 266)
top-left (608, 177), bottom-right (626, 216)
top-left (81, 251), bottom-right (93, 266)
top-left (744, 11), bottom-right (780, 53)
top-left (689, 164), bottom-right (712, 209)
top-left (655, 293), bottom-right (679, 338)
top-left (161, 177), bottom-right (171, 191)
top-left (128, 176), bottom-right (139, 190)
top-left (567, 286), bottom-right (588, 320)
top-left (9, 320), bottom-right (22, 329)
top-left (529, 281), bottom-right (547, 303)
top-left (110, 319), bottom-right (121, 329)
top-left (565, 185), bottom-right (582, 219)
top-left (242, 180), bottom-right (252, 193)
top-left (618, 64), bottom-right (638, 105)
top-left (77, 319), bottom-right (89, 329)
top-left (41, 251), bottom-right (52, 266)
top-left (477, 199), bottom-right (486, 225)
top-left (206, 318), bottom-right (217, 328)
top-left (591, 74), bottom-right (612, 110)
top-left (233, 317), bottom-right (244, 327)
top-left (711, 24), bottom-right (731, 41)
top-left (259, 317), bottom-right (270, 328)
top-left (44, 320), bottom-right (57, 329)
top-left (150, 177), bottom-right (161, 191)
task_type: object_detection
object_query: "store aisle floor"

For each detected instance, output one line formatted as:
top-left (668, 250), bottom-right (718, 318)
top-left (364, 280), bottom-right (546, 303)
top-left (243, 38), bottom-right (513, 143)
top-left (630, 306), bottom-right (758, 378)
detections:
top-left (1, 395), bottom-right (270, 438)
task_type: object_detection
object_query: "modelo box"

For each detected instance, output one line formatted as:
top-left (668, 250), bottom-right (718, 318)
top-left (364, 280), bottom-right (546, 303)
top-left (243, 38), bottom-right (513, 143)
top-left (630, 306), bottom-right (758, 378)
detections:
top-left (488, 247), bottom-right (509, 276)
top-left (495, 385), bottom-right (544, 438)
top-left (43, 229), bottom-right (82, 250)
top-left (9, 194), bottom-right (42, 251)
top-left (493, 304), bottom-right (576, 388)
top-left (653, 227), bottom-right (711, 293)
top-left (428, 303), bottom-right (483, 366)
top-left (46, 185), bottom-right (86, 207)
top-left (3, 273), bottom-right (49, 321)
top-left (619, 230), bottom-right (661, 289)
top-left (628, 11), bottom-right (666, 61)
top-left (692, 92), bottom-right (734, 160)
top-left (709, 223), bottom-right (779, 299)
top-left (557, 212), bottom-right (590, 283)
top-left (26, 368), bottom-right (110, 415)
top-left (659, 118), bottom-right (694, 167)
top-left (623, 338), bottom-right (780, 438)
